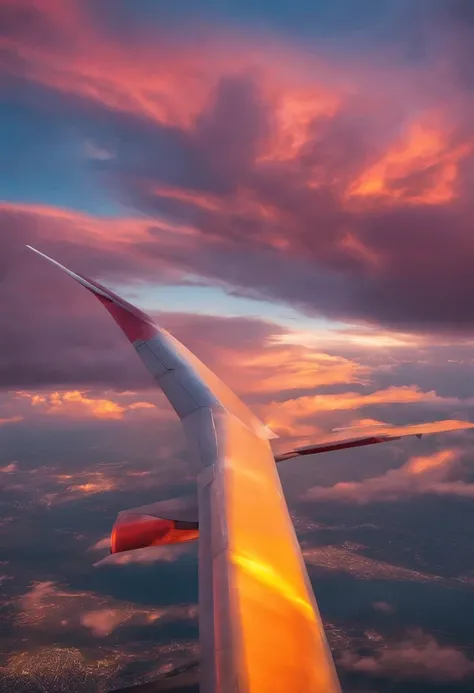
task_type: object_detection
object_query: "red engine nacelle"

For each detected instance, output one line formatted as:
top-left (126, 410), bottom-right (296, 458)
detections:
top-left (110, 513), bottom-right (199, 554)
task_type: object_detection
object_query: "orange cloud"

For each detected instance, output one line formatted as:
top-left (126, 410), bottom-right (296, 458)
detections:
top-left (15, 389), bottom-right (157, 420)
top-left (405, 449), bottom-right (456, 475)
top-left (0, 0), bottom-right (213, 130)
top-left (349, 118), bottom-right (473, 206)
top-left (2, 0), bottom-right (448, 197)
top-left (0, 0), bottom-right (339, 145)
top-left (273, 325), bottom-right (428, 351)
top-left (65, 476), bottom-right (118, 496)
top-left (264, 385), bottom-right (446, 438)
top-left (259, 87), bottom-right (342, 163)
top-left (0, 416), bottom-right (23, 426)
top-left (227, 348), bottom-right (369, 397)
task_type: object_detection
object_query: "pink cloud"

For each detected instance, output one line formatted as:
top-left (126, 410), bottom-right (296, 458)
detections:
top-left (17, 580), bottom-right (196, 636)
top-left (0, 416), bottom-right (23, 426)
top-left (0, 462), bottom-right (18, 473)
top-left (304, 447), bottom-right (474, 504)
top-left (263, 385), bottom-right (448, 437)
top-left (1, 2), bottom-right (474, 338)
top-left (340, 629), bottom-right (474, 682)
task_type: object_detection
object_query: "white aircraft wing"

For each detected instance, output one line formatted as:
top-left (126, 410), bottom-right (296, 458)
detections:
top-left (274, 420), bottom-right (474, 462)
top-left (27, 246), bottom-right (342, 693)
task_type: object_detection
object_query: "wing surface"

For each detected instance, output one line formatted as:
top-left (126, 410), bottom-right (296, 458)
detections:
top-left (28, 247), bottom-right (342, 693)
top-left (275, 420), bottom-right (474, 462)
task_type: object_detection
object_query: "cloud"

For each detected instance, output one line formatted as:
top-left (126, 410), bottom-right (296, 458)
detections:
top-left (1, 217), bottom-right (371, 400)
top-left (16, 389), bottom-right (157, 420)
top-left (263, 385), bottom-right (450, 437)
top-left (90, 536), bottom-right (111, 551)
top-left (16, 580), bottom-right (196, 637)
top-left (0, 462), bottom-right (18, 473)
top-left (304, 447), bottom-right (474, 504)
top-left (347, 115), bottom-right (473, 206)
top-left (372, 601), bottom-right (394, 614)
top-left (340, 629), bottom-right (474, 682)
top-left (0, 416), bottom-right (23, 426)
top-left (2, 1), bottom-right (474, 338)
top-left (79, 606), bottom-right (195, 638)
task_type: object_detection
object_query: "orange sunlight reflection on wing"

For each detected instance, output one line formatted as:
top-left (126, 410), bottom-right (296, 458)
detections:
top-left (223, 413), bottom-right (340, 692)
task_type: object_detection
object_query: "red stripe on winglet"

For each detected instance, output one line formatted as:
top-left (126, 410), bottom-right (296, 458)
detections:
top-left (96, 295), bottom-right (156, 342)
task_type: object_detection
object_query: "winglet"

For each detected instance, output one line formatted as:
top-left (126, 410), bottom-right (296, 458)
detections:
top-left (26, 245), bottom-right (156, 342)
top-left (26, 245), bottom-right (111, 299)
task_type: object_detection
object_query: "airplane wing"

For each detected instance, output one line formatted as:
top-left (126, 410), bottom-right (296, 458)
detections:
top-left (28, 246), bottom-right (342, 693)
top-left (274, 420), bottom-right (474, 462)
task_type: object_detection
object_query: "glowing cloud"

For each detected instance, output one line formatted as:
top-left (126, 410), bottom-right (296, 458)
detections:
top-left (264, 385), bottom-right (449, 438)
top-left (304, 448), bottom-right (474, 504)
top-left (16, 580), bottom-right (196, 637)
top-left (0, 416), bottom-right (23, 426)
top-left (349, 118), bottom-right (473, 205)
top-left (15, 390), bottom-right (156, 420)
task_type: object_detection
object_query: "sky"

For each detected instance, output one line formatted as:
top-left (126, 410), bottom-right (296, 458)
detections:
top-left (3, 0), bottom-right (474, 691)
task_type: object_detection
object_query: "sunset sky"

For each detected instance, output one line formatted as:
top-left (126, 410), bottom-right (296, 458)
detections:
top-left (3, 1), bottom-right (474, 691)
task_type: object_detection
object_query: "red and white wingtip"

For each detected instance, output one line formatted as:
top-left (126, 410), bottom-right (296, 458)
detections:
top-left (26, 245), bottom-right (156, 342)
